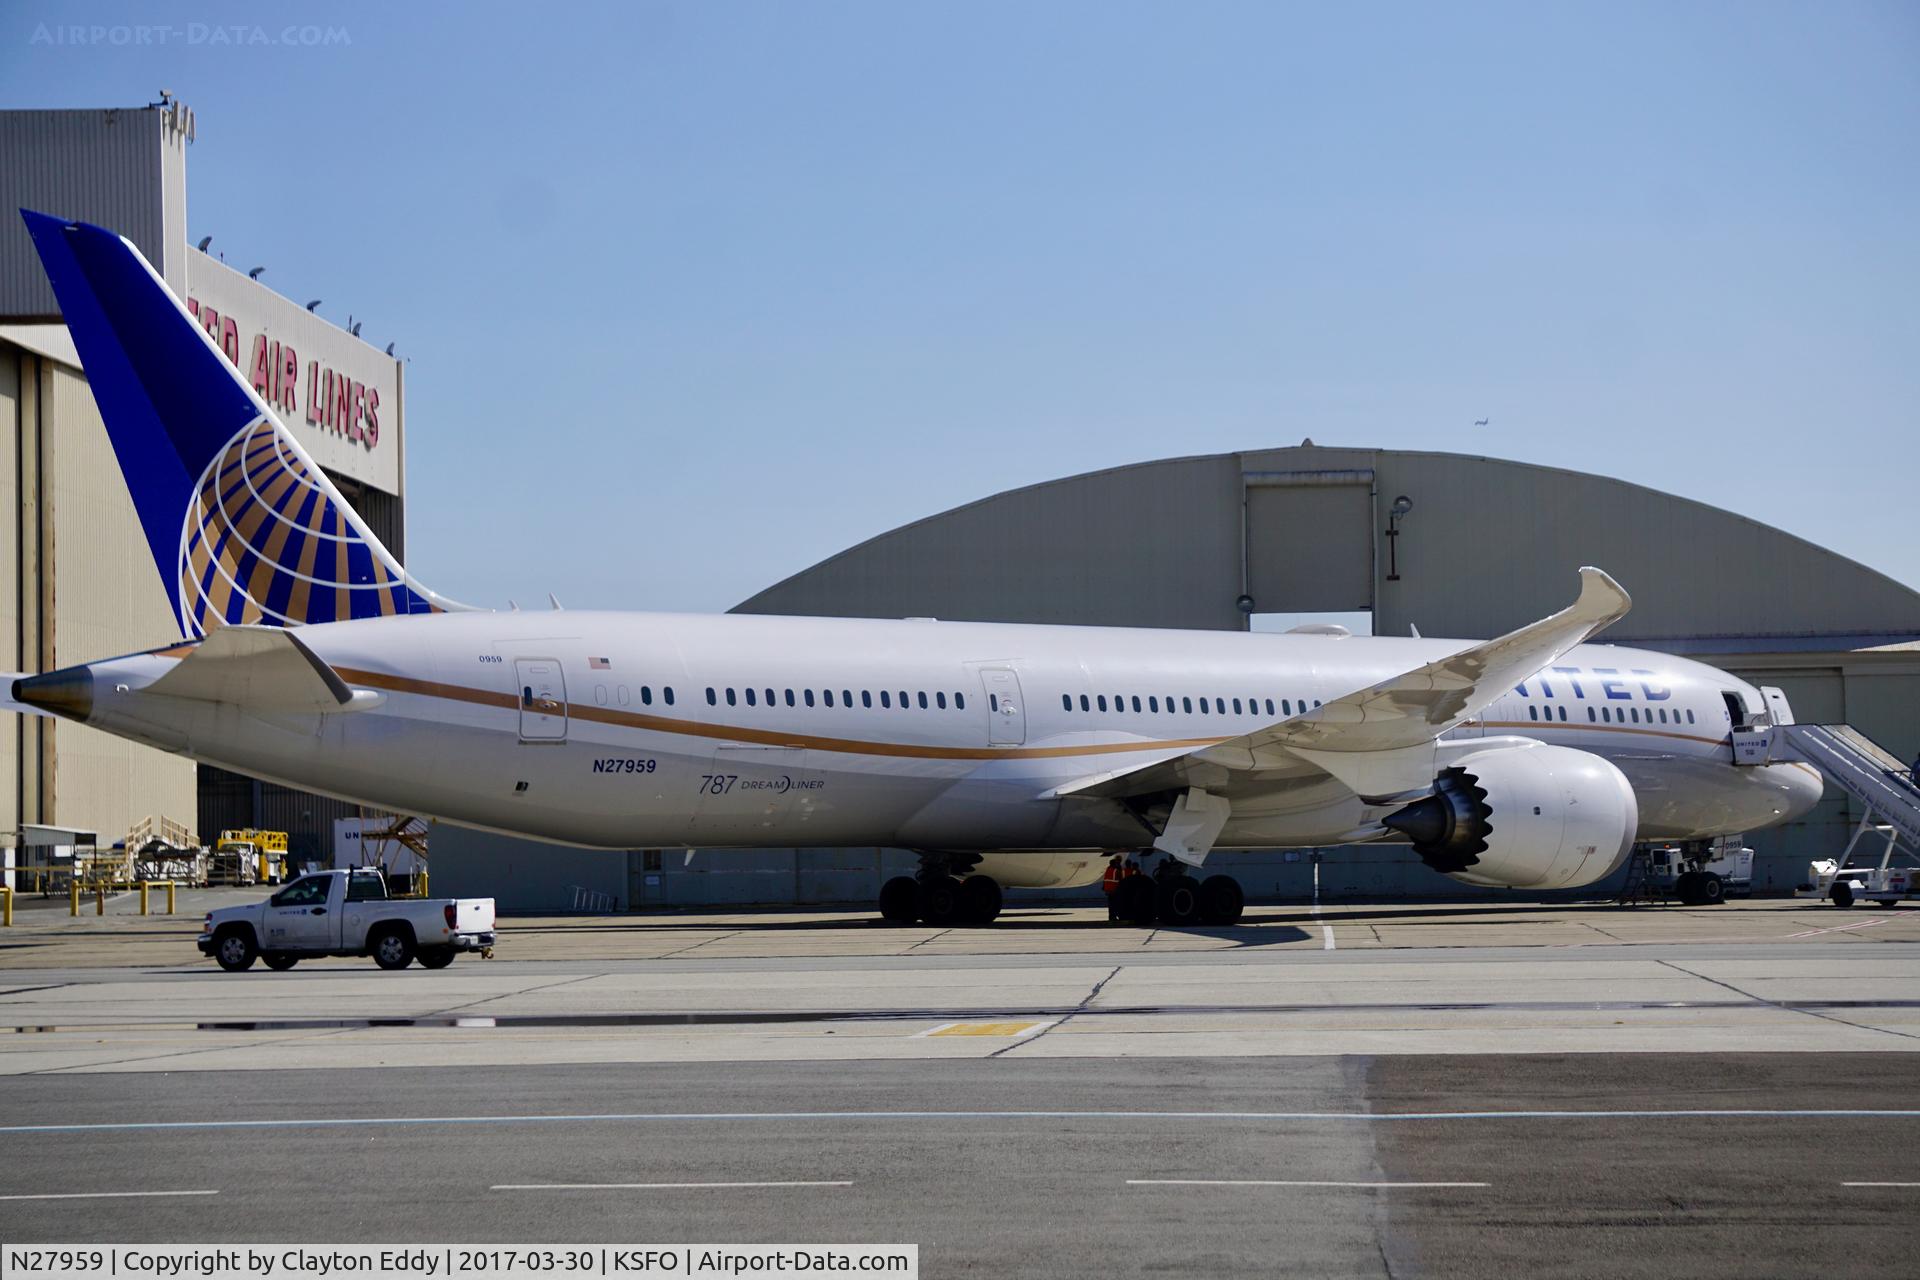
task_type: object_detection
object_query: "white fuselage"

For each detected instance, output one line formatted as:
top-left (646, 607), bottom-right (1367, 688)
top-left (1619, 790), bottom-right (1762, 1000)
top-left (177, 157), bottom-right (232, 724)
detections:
top-left (72, 610), bottom-right (1822, 886)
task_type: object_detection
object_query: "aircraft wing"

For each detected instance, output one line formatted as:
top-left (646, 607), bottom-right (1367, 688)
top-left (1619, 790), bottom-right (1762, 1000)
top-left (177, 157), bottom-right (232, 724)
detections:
top-left (145, 625), bottom-right (356, 712)
top-left (1049, 567), bottom-right (1632, 806)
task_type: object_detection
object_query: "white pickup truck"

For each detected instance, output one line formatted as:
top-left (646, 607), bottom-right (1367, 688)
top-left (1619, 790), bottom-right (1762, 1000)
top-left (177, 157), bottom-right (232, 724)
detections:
top-left (197, 868), bottom-right (496, 972)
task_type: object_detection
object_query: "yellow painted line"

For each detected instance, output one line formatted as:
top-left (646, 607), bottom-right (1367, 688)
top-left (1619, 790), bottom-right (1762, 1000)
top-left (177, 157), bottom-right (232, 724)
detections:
top-left (921, 1020), bottom-right (1053, 1038)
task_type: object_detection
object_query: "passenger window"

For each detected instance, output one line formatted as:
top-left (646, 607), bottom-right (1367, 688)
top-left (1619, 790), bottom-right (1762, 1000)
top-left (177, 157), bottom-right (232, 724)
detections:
top-left (706, 687), bottom-right (717, 706)
top-left (863, 691), bottom-right (873, 708)
top-left (1528, 706), bottom-right (1538, 721)
top-left (936, 692), bottom-right (947, 709)
top-left (899, 691), bottom-right (909, 708)
top-left (1588, 707), bottom-right (1596, 722)
top-left (1558, 707), bottom-right (1567, 722)
top-left (805, 690), bottom-right (816, 707)
top-left (1265, 698), bottom-right (1275, 716)
top-left (725, 688), bottom-right (737, 707)
top-left (745, 688), bottom-right (757, 707)
top-left (785, 689), bottom-right (796, 707)
top-left (765, 688), bottom-right (775, 706)
top-left (843, 689), bottom-right (853, 707)
top-left (1097, 695), bottom-right (1108, 712)
top-left (1215, 698), bottom-right (1226, 714)
top-left (1688, 709), bottom-right (1696, 723)
top-left (917, 692), bottom-right (928, 709)
top-left (1198, 698), bottom-right (1209, 715)
top-left (1080, 695), bottom-right (1090, 712)
top-left (1183, 697), bottom-right (1193, 713)
top-left (663, 687), bottom-right (674, 706)
top-left (1282, 700), bottom-right (1292, 715)
top-left (641, 686), bottom-right (653, 705)
top-left (1131, 695), bottom-right (1141, 712)
top-left (954, 692), bottom-right (965, 710)
top-left (1149, 696), bottom-right (1159, 713)
top-left (824, 690), bottom-right (835, 707)
top-left (881, 691), bottom-right (892, 708)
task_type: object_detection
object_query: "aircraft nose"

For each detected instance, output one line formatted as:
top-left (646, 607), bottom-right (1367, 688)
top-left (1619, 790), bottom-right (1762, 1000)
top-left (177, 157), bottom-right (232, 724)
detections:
top-left (1773, 762), bottom-right (1825, 823)
top-left (13, 666), bottom-right (95, 722)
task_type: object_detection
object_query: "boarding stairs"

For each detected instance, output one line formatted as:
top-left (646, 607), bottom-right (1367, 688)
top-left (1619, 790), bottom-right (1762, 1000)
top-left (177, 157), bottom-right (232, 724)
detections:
top-left (1763, 724), bottom-right (1920, 855)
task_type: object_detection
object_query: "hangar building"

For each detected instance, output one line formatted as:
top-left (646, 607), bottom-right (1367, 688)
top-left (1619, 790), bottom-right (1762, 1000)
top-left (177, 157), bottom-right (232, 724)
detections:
top-left (1, 102), bottom-right (411, 868)
top-left (440, 443), bottom-right (1920, 910)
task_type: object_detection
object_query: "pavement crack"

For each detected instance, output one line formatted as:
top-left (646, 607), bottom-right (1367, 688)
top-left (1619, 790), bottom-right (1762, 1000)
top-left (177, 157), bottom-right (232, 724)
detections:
top-left (1657, 959), bottom-right (1920, 1043)
top-left (425, 972), bottom-right (601, 1019)
top-left (987, 963), bottom-right (1121, 1058)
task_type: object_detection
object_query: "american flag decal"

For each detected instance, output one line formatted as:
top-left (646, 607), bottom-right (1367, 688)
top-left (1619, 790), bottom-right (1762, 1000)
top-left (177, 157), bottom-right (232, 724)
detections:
top-left (589, 656), bottom-right (612, 669)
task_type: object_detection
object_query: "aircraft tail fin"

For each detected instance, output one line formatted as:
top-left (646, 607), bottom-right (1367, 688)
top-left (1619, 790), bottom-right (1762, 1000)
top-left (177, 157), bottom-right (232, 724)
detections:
top-left (19, 208), bottom-right (472, 636)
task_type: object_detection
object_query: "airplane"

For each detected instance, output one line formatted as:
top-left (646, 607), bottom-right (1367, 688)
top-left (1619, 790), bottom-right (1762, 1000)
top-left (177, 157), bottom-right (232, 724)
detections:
top-left (5, 211), bottom-right (1824, 927)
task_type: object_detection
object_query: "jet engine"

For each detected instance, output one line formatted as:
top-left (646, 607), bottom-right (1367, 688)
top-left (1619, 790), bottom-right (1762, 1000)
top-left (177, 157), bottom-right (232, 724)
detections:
top-left (1381, 744), bottom-right (1638, 890)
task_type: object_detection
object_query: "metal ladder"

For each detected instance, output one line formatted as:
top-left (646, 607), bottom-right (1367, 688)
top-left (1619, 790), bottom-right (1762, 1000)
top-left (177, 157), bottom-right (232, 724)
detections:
top-left (1776, 724), bottom-right (1920, 855)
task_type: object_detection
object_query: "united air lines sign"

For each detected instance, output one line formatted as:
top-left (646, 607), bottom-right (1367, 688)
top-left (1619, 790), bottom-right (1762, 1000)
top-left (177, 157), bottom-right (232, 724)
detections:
top-left (184, 254), bottom-right (402, 495)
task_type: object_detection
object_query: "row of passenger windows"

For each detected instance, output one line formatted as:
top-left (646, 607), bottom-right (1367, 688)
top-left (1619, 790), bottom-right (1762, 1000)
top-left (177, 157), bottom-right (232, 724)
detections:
top-left (1061, 693), bottom-right (1321, 717)
top-left (1524, 703), bottom-right (1697, 725)
top-left (705, 686), bottom-right (967, 712)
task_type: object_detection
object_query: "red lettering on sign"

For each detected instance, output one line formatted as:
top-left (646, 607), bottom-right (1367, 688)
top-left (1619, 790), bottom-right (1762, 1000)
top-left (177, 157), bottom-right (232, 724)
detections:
top-left (305, 361), bottom-right (322, 425)
top-left (280, 345), bottom-right (298, 416)
top-left (249, 334), bottom-right (271, 398)
top-left (218, 317), bottom-right (239, 365)
top-left (364, 387), bottom-right (379, 449)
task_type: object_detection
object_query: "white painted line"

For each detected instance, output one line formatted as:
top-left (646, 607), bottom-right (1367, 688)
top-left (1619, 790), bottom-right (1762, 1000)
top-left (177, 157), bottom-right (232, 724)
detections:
top-left (492, 1181), bottom-right (850, 1191)
top-left (1129, 1180), bottom-right (1486, 1188)
top-left (1843, 1182), bottom-right (1920, 1187)
top-left (0, 1190), bottom-right (218, 1202)
top-left (1322, 925), bottom-right (1336, 950)
top-left (7, 1109), bottom-right (1920, 1135)
top-left (911, 1022), bottom-right (960, 1038)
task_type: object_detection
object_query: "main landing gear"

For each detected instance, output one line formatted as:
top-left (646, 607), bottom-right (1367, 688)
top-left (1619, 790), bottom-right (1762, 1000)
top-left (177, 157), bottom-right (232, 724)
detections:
top-left (878, 869), bottom-right (1002, 926)
top-left (1106, 857), bottom-right (1244, 927)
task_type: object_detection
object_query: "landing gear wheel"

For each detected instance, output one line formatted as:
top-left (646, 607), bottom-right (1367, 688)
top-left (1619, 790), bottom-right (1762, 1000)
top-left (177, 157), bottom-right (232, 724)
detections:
top-left (1155, 874), bottom-right (1202, 927)
top-left (1831, 881), bottom-right (1855, 909)
top-left (371, 927), bottom-right (416, 970)
top-left (1114, 875), bottom-right (1157, 927)
top-left (1697, 872), bottom-right (1725, 906)
top-left (1674, 871), bottom-right (1700, 905)
top-left (878, 876), bottom-right (920, 924)
top-left (214, 929), bottom-right (257, 972)
top-left (917, 877), bottom-right (959, 926)
top-left (957, 874), bottom-right (1002, 925)
top-left (418, 948), bottom-right (456, 969)
top-left (262, 953), bottom-right (299, 971)
top-left (1198, 875), bottom-right (1245, 925)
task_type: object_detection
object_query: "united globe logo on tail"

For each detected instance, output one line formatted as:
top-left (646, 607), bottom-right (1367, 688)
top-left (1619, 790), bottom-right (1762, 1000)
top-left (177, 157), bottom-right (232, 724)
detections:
top-left (179, 416), bottom-right (437, 633)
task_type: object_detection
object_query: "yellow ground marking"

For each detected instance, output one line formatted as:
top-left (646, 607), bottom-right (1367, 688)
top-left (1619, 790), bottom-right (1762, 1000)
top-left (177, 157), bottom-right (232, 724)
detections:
top-left (920, 1020), bottom-right (1054, 1038)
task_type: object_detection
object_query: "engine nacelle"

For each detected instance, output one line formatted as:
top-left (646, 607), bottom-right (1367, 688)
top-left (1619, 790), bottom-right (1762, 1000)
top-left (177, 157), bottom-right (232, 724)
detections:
top-left (1382, 744), bottom-right (1638, 890)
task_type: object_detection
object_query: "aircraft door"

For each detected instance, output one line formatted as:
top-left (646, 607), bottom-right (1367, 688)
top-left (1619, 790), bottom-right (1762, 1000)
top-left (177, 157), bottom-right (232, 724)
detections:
top-left (979, 666), bottom-right (1027, 746)
top-left (1760, 686), bottom-right (1796, 726)
top-left (515, 658), bottom-right (569, 742)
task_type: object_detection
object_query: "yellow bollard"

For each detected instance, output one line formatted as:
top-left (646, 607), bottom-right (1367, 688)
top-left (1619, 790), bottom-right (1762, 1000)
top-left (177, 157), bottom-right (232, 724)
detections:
top-left (69, 881), bottom-right (79, 917)
top-left (96, 887), bottom-right (105, 916)
top-left (166, 881), bottom-right (176, 915)
top-left (419, 869), bottom-right (428, 899)
top-left (140, 882), bottom-right (150, 916)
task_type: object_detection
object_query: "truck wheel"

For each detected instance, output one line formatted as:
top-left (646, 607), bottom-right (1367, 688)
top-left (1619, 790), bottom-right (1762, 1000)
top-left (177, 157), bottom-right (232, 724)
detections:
top-left (262, 953), bottom-right (299, 971)
top-left (418, 948), bottom-right (456, 969)
top-left (214, 927), bottom-right (257, 972)
top-left (1697, 873), bottom-right (1725, 906)
top-left (371, 926), bottom-right (416, 970)
top-left (1831, 882), bottom-right (1855, 909)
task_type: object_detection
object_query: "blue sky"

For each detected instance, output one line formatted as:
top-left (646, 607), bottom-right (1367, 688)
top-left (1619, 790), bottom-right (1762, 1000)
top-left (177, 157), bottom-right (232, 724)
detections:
top-left (5, 1), bottom-right (1917, 617)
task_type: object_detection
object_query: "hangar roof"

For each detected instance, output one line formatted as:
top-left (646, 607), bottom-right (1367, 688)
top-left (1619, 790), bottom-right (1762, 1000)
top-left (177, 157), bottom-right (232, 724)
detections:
top-left (735, 444), bottom-right (1920, 650)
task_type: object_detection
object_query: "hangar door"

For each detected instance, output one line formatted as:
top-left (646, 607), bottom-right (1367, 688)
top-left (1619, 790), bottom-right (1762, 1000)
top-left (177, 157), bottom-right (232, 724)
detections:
top-left (1244, 477), bottom-right (1373, 614)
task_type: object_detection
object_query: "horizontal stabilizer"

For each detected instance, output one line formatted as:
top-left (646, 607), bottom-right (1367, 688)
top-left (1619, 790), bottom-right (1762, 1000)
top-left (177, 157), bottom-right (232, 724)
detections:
top-left (146, 625), bottom-right (356, 712)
